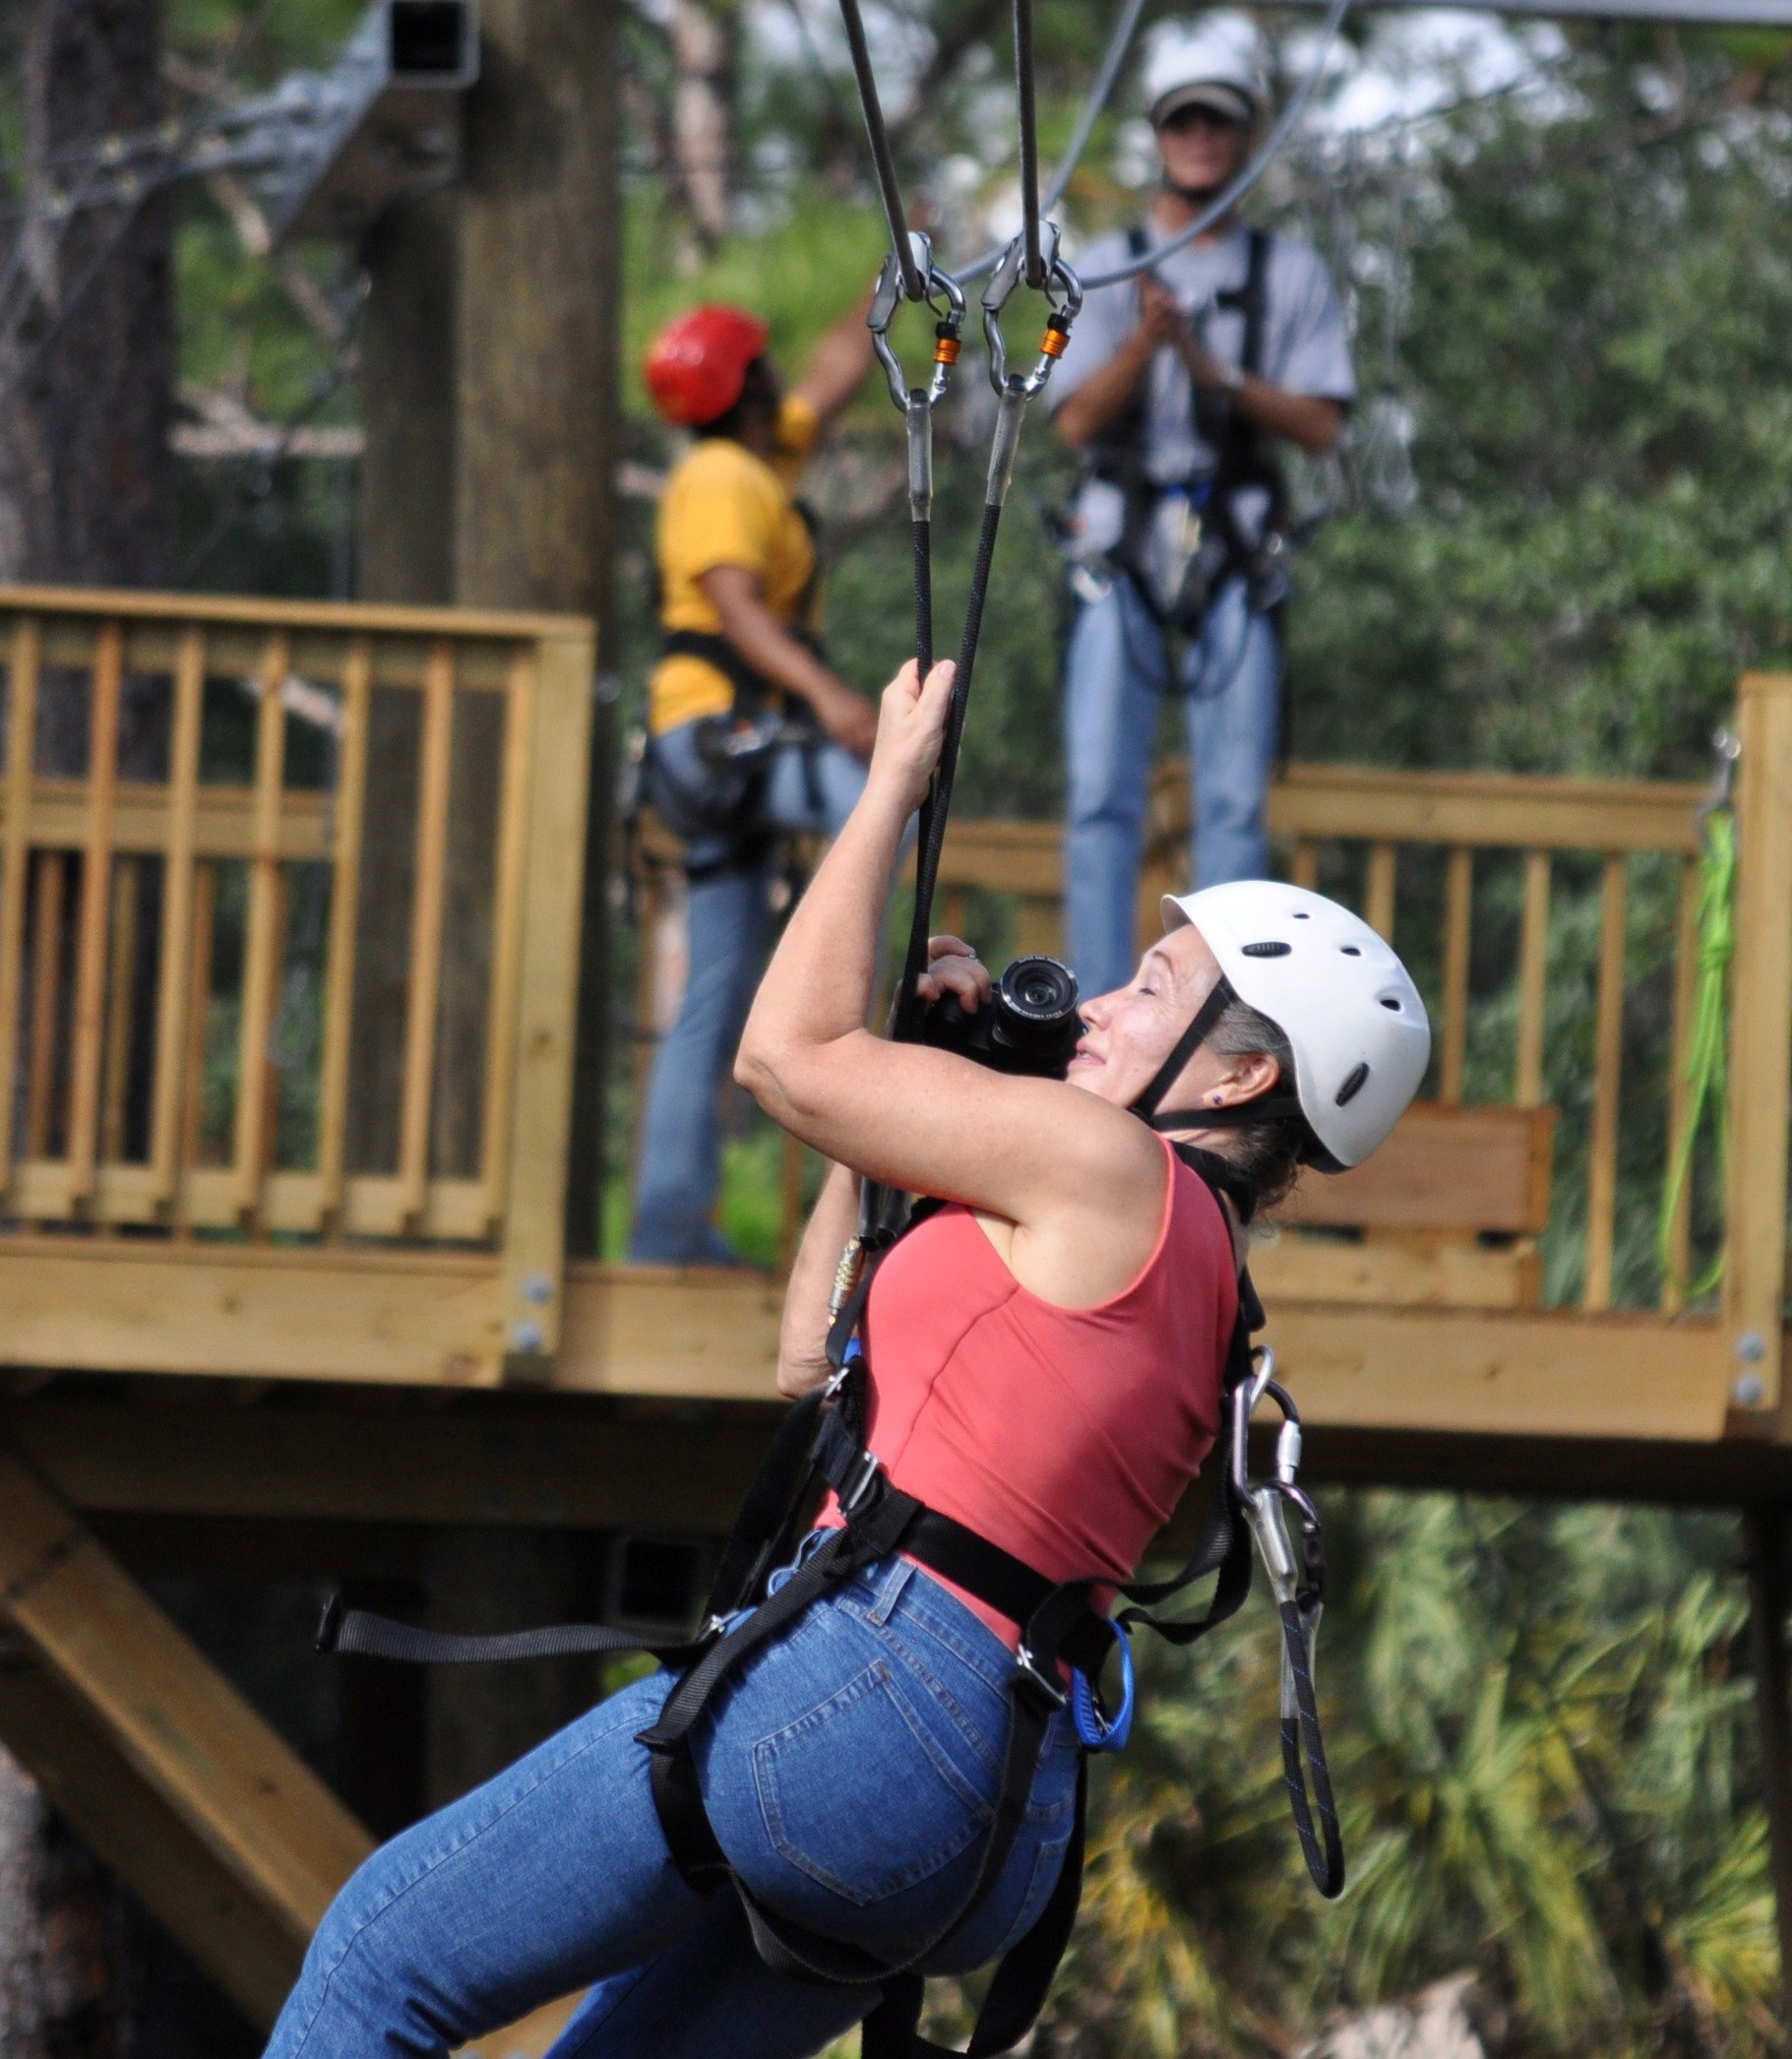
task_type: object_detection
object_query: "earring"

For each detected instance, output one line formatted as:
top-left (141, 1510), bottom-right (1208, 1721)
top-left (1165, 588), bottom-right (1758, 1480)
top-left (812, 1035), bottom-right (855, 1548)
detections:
top-left (1209, 1092), bottom-right (1223, 1106)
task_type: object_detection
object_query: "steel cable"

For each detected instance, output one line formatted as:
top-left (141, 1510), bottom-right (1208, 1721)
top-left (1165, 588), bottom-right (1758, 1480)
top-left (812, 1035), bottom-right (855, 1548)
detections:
top-left (835, 0), bottom-right (923, 299)
top-left (1013, 0), bottom-right (1044, 288)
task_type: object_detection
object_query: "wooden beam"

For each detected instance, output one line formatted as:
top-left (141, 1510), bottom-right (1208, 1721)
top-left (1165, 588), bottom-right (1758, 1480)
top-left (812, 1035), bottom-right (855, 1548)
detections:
top-left (1267, 761), bottom-right (1703, 854)
top-left (1266, 1303), bottom-right (1730, 1442)
top-left (0, 1653), bottom-right (304, 2025)
top-left (1252, 1229), bottom-right (1536, 1309)
top-left (0, 1453), bottom-right (372, 2020)
top-left (1728, 673), bottom-right (1792, 1413)
top-left (1277, 1102), bottom-right (1555, 1234)
top-left (0, 1235), bottom-right (505, 1383)
top-left (0, 583), bottom-right (589, 642)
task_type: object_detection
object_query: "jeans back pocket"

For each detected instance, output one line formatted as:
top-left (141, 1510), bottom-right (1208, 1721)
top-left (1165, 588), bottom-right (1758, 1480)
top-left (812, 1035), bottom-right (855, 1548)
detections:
top-left (751, 1657), bottom-right (993, 1907)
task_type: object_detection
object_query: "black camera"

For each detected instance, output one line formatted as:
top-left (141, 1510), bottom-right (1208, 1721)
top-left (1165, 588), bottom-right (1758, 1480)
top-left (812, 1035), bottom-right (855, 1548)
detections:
top-left (922, 955), bottom-right (1082, 1080)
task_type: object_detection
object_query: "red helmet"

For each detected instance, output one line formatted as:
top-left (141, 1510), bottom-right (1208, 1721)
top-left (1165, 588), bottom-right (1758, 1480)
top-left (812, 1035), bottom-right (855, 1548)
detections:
top-left (644, 305), bottom-right (771, 427)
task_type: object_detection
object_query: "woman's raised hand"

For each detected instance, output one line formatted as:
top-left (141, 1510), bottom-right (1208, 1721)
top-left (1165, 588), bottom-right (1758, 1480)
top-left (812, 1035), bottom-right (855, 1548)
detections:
top-left (868, 658), bottom-right (956, 815)
top-left (915, 935), bottom-right (991, 1013)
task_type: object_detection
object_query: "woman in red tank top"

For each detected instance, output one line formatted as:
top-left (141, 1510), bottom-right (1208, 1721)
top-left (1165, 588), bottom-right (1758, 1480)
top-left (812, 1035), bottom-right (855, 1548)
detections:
top-left (266, 656), bottom-right (1423, 2059)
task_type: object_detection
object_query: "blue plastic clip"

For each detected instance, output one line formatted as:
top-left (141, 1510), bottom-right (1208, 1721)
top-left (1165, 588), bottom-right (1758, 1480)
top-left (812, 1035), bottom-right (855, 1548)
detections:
top-left (1071, 1621), bottom-right (1136, 1753)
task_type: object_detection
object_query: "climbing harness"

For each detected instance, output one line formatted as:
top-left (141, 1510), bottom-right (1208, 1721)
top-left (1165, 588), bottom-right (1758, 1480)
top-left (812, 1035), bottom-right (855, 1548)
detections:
top-left (1657, 727), bottom-right (1739, 1299)
top-left (318, 1149), bottom-right (1342, 2057)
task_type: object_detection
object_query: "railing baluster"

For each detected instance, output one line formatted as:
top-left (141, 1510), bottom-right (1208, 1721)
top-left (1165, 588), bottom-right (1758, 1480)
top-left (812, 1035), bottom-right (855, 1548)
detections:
top-left (1660, 852), bottom-right (1700, 1314)
top-left (149, 627), bottom-right (205, 1210)
top-left (1292, 839), bottom-right (1318, 891)
top-left (1365, 841), bottom-right (1397, 941)
top-left (179, 860), bottom-right (216, 1193)
top-left (100, 856), bottom-right (139, 1167)
top-left (1582, 852), bottom-right (1628, 1310)
top-left (478, 651), bottom-right (534, 1230)
top-left (67, 623), bottom-right (123, 1206)
top-left (1514, 849), bottom-right (1551, 1107)
top-left (1440, 845), bottom-right (1473, 1104)
top-left (0, 617), bottom-right (39, 1186)
top-left (316, 637), bottom-right (372, 1230)
top-left (26, 851), bottom-right (63, 1164)
top-left (398, 641), bottom-right (456, 1230)
top-left (233, 635), bottom-right (289, 1219)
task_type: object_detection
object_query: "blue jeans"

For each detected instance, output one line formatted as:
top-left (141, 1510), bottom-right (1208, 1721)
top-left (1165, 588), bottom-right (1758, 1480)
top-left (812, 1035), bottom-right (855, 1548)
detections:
top-left (630, 724), bottom-right (869, 1264)
top-left (1063, 574), bottom-right (1279, 1000)
top-left (265, 1552), bottom-right (1080, 2059)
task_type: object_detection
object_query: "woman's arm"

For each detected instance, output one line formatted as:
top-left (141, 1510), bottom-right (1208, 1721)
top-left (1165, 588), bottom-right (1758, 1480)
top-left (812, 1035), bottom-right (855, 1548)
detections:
top-left (792, 289), bottom-right (878, 429)
top-left (699, 566), bottom-right (878, 759)
top-left (778, 1159), bottom-right (859, 1398)
top-left (735, 662), bottom-right (1162, 1268)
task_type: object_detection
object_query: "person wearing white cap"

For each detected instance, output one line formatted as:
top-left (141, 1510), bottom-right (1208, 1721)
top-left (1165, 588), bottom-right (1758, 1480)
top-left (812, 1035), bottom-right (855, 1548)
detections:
top-left (1052, 12), bottom-right (1355, 1000)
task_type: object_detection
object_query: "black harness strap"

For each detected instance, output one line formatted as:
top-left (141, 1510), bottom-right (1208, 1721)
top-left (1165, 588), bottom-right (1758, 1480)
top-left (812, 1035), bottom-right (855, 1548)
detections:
top-left (317, 1151), bottom-right (1342, 2053)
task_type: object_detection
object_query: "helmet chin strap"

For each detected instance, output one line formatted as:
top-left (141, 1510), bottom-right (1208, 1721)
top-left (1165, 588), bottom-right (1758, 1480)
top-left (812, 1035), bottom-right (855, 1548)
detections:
top-left (1129, 973), bottom-right (1308, 1137)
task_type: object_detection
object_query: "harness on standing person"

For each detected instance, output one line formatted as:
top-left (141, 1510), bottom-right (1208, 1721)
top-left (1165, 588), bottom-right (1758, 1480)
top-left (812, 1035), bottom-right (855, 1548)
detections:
top-left (1072, 223), bottom-right (1292, 647)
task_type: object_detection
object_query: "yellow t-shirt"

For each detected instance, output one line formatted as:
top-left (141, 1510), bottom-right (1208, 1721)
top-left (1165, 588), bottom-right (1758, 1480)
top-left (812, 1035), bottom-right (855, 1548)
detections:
top-left (649, 395), bottom-right (822, 734)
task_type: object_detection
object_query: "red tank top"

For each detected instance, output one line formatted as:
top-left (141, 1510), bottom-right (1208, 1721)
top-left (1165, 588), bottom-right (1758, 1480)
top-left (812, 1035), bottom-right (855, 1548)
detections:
top-left (829, 1137), bottom-right (1236, 1648)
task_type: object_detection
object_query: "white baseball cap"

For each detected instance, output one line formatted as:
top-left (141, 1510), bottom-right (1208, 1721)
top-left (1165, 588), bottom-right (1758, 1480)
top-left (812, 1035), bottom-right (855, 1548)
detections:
top-left (1143, 12), bottom-right (1269, 128)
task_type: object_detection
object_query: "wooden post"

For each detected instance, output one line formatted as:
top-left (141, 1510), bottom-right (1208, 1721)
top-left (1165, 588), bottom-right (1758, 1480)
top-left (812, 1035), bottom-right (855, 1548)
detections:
top-left (1746, 1507), bottom-right (1792, 2031)
top-left (1583, 853), bottom-right (1628, 1313)
top-left (1514, 850), bottom-right (1551, 1107)
top-left (148, 625), bottom-right (205, 1209)
top-left (478, 651), bottom-right (537, 1228)
top-left (396, 643), bottom-right (457, 1228)
top-left (498, 631), bottom-right (594, 1373)
top-left (234, 637), bottom-right (290, 1219)
top-left (1726, 675), bottom-right (1792, 1413)
top-left (0, 616), bottom-right (38, 1187)
top-left (65, 623), bottom-right (122, 1206)
top-left (454, 0), bottom-right (621, 1259)
top-left (316, 638), bottom-right (373, 1228)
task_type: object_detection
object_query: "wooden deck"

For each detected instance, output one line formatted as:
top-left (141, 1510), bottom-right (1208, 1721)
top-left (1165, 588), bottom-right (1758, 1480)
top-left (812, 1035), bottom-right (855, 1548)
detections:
top-left (2, 585), bottom-right (1792, 2035)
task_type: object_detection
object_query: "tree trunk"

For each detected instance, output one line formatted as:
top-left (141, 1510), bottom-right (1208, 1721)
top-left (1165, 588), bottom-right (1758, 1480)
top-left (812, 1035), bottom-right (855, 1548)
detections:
top-left (671, 0), bottom-right (736, 249)
top-left (349, 193), bottom-right (460, 1174)
top-left (0, 0), bottom-right (174, 592)
top-left (453, 0), bottom-right (620, 1251)
top-left (0, 0), bottom-right (174, 2049)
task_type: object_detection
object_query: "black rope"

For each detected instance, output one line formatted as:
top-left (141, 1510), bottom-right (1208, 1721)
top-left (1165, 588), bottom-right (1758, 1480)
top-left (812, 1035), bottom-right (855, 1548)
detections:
top-left (1013, 0), bottom-right (1043, 289)
top-left (913, 512), bottom-right (933, 679)
top-left (892, 491), bottom-right (1004, 1042)
top-left (835, 0), bottom-right (923, 299)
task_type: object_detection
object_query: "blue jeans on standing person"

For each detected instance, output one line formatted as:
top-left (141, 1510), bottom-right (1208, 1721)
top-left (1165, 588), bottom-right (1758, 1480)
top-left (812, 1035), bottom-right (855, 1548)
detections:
top-left (1063, 573), bottom-right (1280, 999)
top-left (630, 721), bottom-right (869, 1265)
top-left (263, 1549), bottom-right (1081, 2059)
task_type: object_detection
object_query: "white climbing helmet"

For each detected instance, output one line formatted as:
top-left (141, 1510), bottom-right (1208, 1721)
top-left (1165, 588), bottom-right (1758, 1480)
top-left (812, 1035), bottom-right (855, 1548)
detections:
top-left (1142, 13), bottom-right (1270, 129)
top-left (1162, 881), bottom-right (1430, 1169)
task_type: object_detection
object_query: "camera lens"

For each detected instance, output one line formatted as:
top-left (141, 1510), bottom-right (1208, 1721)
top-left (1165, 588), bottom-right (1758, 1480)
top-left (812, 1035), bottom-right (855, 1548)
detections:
top-left (999, 956), bottom-right (1080, 1024)
top-left (987, 957), bottom-right (1082, 1079)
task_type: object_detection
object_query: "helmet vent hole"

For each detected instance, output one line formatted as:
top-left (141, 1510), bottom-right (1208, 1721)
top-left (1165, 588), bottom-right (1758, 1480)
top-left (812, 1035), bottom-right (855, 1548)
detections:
top-left (1241, 940), bottom-right (1291, 958)
top-left (1340, 945), bottom-right (1362, 958)
top-left (1291, 910), bottom-right (1311, 919)
top-left (1378, 995), bottom-right (1401, 1012)
top-left (1335, 1063), bottom-right (1370, 1107)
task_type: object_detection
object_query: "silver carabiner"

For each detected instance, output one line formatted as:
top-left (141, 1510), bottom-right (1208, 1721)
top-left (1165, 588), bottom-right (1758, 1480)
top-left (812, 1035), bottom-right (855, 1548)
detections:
top-left (868, 231), bottom-right (967, 412)
top-left (981, 223), bottom-right (1083, 398)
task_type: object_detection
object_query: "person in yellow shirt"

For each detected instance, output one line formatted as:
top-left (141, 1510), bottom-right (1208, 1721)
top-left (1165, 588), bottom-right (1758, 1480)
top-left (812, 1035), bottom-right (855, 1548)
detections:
top-left (632, 297), bottom-right (879, 1263)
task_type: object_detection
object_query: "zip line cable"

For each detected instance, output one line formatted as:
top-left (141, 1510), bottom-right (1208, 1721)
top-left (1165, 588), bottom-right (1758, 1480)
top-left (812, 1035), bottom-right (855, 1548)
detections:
top-left (835, 0), bottom-right (924, 300)
top-left (950, 0), bottom-right (1147, 286)
top-left (1014, 0), bottom-right (1044, 287)
top-left (1078, 0), bottom-right (1351, 289)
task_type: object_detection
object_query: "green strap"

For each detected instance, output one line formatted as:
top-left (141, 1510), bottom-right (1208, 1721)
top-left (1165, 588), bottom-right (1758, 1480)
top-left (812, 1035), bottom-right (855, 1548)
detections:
top-left (1657, 807), bottom-right (1736, 1299)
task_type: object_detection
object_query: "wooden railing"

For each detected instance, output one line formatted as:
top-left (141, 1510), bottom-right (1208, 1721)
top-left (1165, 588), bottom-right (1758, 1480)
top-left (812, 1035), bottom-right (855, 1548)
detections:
top-left (0, 587), bottom-right (593, 1358)
top-left (631, 752), bottom-right (1736, 1317)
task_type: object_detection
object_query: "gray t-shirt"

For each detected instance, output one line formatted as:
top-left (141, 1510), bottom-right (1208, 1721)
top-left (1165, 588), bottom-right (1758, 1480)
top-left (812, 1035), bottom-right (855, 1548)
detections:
top-left (1051, 220), bottom-right (1355, 486)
